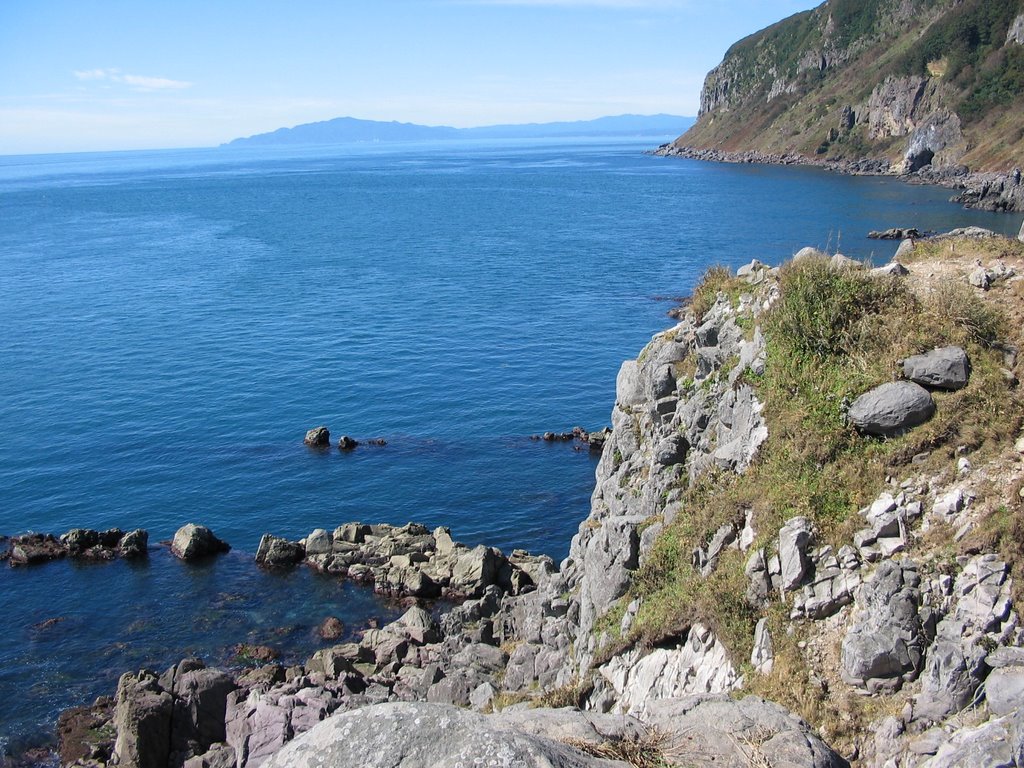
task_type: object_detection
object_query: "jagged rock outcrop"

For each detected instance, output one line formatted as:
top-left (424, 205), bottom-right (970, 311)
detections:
top-left (594, 623), bottom-right (740, 714)
top-left (841, 559), bottom-right (925, 693)
top-left (3, 528), bottom-right (148, 565)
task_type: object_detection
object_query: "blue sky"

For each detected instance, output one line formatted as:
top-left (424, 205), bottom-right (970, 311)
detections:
top-left (0, 0), bottom-right (817, 154)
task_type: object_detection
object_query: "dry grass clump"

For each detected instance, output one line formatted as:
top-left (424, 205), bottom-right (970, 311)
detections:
top-left (563, 727), bottom-right (671, 768)
top-left (900, 233), bottom-right (1024, 265)
top-left (536, 679), bottom-right (593, 710)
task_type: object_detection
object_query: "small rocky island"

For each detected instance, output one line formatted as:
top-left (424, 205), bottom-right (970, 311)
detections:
top-left (24, 227), bottom-right (1024, 768)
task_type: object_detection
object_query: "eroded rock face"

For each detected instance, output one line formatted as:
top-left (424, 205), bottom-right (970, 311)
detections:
top-left (113, 671), bottom-right (174, 768)
top-left (916, 554), bottom-right (1015, 722)
top-left (597, 624), bottom-right (740, 714)
top-left (848, 381), bottom-right (935, 436)
top-left (260, 702), bottom-right (626, 768)
top-left (171, 524), bottom-right (230, 561)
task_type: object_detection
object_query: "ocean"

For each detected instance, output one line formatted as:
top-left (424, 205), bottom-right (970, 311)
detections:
top-left (1, 137), bottom-right (1020, 750)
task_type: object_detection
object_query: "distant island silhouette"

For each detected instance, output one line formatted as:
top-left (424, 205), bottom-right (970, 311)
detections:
top-left (224, 114), bottom-right (695, 147)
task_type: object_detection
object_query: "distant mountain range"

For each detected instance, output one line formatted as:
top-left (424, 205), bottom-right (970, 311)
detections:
top-left (224, 114), bottom-right (695, 147)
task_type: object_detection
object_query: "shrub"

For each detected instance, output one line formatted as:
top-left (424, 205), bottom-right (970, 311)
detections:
top-left (767, 256), bottom-right (910, 359)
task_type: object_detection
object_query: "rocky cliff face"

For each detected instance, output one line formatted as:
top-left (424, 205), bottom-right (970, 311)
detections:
top-left (677, 0), bottom-right (1024, 185)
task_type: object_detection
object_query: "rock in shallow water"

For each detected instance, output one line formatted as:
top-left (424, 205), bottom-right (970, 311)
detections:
top-left (303, 426), bottom-right (330, 447)
top-left (171, 524), bottom-right (230, 561)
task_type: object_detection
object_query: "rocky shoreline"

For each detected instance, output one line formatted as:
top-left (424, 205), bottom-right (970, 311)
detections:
top-left (654, 144), bottom-right (1024, 214)
top-left (13, 233), bottom-right (1024, 767)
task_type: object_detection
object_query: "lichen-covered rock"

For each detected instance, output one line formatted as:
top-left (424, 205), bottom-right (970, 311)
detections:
top-left (848, 381), bottom-right (935, 436)
top-left (919, 715), bottom-right (1018, 767)
top-left (903, 346), bottom-right (970, 391)
top-left (170, 524), bottom-right (230, 561)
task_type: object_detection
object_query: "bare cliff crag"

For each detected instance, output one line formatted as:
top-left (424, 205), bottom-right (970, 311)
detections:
top-left (58, 232), bottom-right (1024, 766)
top-left (661, 0), bottom-right (1024, 211)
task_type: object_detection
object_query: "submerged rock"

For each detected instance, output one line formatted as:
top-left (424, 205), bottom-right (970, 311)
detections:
top-left (7, 533), bottom-right (66, 566)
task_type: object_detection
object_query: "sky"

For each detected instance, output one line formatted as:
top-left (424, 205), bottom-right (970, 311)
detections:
top-left (0, 0), bottom-right (818, 155)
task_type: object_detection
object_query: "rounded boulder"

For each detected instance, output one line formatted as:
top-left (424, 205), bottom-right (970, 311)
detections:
top-left (848, 381), bottom-right (935, 437)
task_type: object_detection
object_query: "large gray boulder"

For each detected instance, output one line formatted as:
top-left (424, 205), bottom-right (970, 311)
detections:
top-left (848, 381), bottom-right (935, 436)
top-left (260, 702), bottom-right (629, 768)
top-left (902, 346), bottom-right (970, 391)
top-left (636, 695), bottom-right (848, 767)
top-left (841, 559), bottom-right (924, 693)
top-left (170, 525), bottom-right (230, 561)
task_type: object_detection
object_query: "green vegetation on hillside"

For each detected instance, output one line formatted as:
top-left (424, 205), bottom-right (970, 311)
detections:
top-left (896, 0), bottom-right (1024, 122)
top-left (681, 0), bottom-right (1024, 170)
top-left (599, 247), bottom-right (1023, 749)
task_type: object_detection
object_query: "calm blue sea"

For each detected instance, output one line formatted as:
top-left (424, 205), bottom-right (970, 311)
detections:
top-left (1, 138), bottom-right (1021, 750)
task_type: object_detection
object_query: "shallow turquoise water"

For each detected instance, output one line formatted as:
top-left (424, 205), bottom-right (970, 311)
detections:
top-left (0, 138), bottom-right (1020, 750)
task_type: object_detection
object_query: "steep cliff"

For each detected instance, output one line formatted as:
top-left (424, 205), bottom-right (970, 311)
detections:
top-left (673, 0), bottom-right (1024, 179)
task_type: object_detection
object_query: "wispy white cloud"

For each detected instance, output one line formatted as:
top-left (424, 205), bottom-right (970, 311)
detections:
top-left (72, 68), bottom-right (192, 91)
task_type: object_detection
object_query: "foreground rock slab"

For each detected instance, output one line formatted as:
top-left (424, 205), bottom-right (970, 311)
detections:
top-left (636, 695), bottom-right (848, 768)
top-left (261, 702), bottom-right (630, 768)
